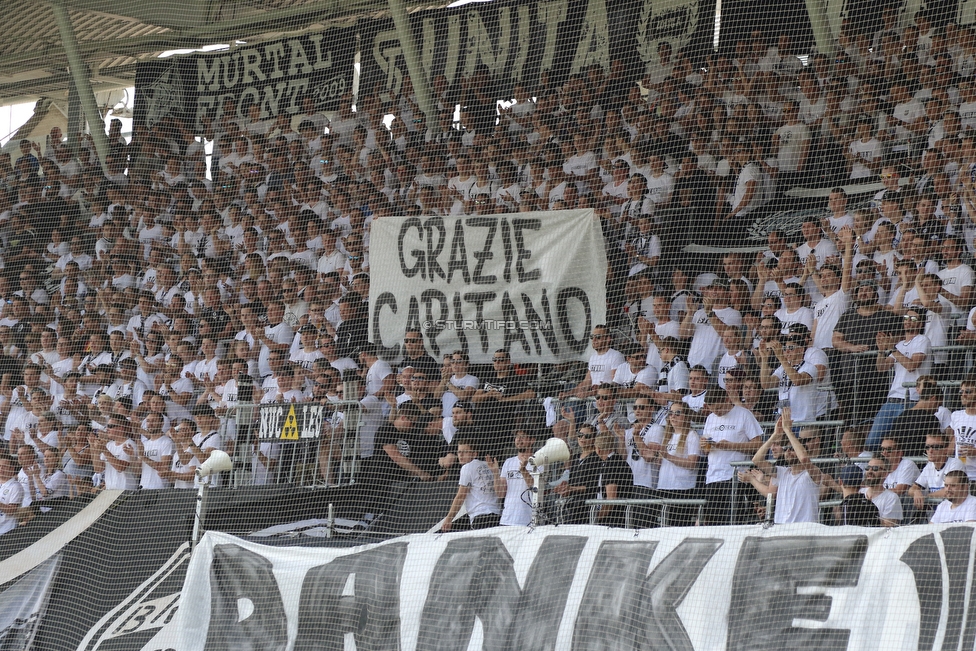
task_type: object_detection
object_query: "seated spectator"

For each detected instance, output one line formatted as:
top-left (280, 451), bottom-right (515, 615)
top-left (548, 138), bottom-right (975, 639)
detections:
top-left (834, 465), bottom-right (881, 526)
top-left (909, 432), bottom-right (966, 523)
top-left (861, 454), bottom-right (902, 526)
top-left (931, 470), bottom-right (976, 523)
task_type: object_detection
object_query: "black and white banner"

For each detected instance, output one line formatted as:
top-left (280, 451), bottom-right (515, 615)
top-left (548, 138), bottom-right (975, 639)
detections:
top-left (369, 210), bottom-right (606, 364)
top-left (257, 403), bottom-right (328, 441)
top-left (134, 29), bottom-right (356, 131)
top-left (143, 523), bottom-right (976, 651)
top-left (359, 0), bottom-right (703, 98)
top-left (0, 556), bottom-right (58, 650)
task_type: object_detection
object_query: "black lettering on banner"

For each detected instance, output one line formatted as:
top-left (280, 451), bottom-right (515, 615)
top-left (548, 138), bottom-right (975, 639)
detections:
top-left (521, 290), bottom-right (558, 356)
top-left (727, 536), bottom-right (867, 651)
top-left (416, 536), bottom-right (521, 650)
top-left (425, 218), bottom-right (448, 281)
top-left (422, 289), bottom-right (450, 357)
top-left (501, 218), bottom-right (513, 283)
top-left (572, 541), bottom-right (659, 650)
top-left (636, 538), bottom-right (723, 651)
top-left (464, 292), bottom-right (496, 353)
top-left (468, 217), bottom-right (498, 284)
top-left (398, 218), bottom-right (425, 278)
top-left (453, 292), bottom-right (469, 355)
top-left (294, 543), bottom-right (408, 651)
top-left (513, 218), bottom-right (542, 282)
top-left (502, 291), bottom-right (531, 355)
top-left (941, 527), bottom-right (973, 651)
top-left (900, 534), bottom-right (942, 651)
top-left (405, 296), bottom-right (422, 341)
top-left (447, 221), bottom-right (471, 284)
top-left (372, 291), bottom-right (399, 359)
top-left (204, 545), bottom-right (288, 651)
top-left (557, 287), bottom-right (592, 354)
top-left (506, 536), bottom-right (588, 650)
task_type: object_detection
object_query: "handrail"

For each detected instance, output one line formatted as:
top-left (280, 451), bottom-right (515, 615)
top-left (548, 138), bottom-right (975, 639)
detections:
top-left (584, 498), bottom-right (707, 528)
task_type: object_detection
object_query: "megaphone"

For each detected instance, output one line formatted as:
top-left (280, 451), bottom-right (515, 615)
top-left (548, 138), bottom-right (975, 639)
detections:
top-left (529, 437), bottom-right (570, 466)
top-left (197, 450), bottom-right (234, 478)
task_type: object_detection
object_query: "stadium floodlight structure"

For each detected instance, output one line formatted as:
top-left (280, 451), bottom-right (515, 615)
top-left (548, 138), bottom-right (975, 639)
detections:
top-left (192, 450), bottom-right (234, 547)
top-left (528, 438), bottom-right (570, 527)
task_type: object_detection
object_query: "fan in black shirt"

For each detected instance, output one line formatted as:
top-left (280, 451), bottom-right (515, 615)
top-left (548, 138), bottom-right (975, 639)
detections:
top-left (595, 433), bottom-right (634, 527)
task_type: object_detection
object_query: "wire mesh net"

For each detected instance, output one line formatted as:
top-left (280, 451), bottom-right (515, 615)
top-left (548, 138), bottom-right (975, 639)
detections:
top-left (0, 0), bottom-right (975, 648)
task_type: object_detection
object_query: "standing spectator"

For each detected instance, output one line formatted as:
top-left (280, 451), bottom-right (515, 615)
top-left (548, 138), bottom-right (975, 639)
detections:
top-left (440, 438), bottom-right (501, 531)
top-left (594, 432), bottom-right (634, 526)
top-left (868, 306), bottom-right (932, 450)
top-left (553, 423), bottom-right (602, 524)
top-left (488, 430), bottom-right (540, 527)
top-left (655, 403), bottom-right (701, 526)
top-left (138, 412), bottom-right (174, 490)
top-left (680, 279), bottom-right (741, 375)
top-left (757, 328), bottom-right (820, 423)
top-left (0, 456), bottom-right (23, 535)
top-left (701, 386), bottom-right (763, 524)
top-left (559, 324), bottom-right (625, 400)
top-left (741, 410), bottom-right (821, 524)
top-left (772, 102), bottom-right (811, 187)
top-left (92, 416), bottom-right (139, 490)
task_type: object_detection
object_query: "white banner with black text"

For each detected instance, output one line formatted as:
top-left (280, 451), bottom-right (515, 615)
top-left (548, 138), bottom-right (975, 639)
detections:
top-left (368, 209), bottom-right (607, 364)
top-left (141, 523), bottom-right (976, 651)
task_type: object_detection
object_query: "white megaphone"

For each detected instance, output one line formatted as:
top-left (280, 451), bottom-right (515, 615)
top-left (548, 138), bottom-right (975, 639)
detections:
top-left (529, 437), bottom-right (570, 466)
top-left (197, 450), bottom-right (234, 478)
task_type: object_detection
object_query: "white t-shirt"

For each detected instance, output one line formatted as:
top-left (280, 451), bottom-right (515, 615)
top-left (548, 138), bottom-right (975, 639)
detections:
top-left (774, 306), bottom-right (814, 331)
top-left (916, 458), bottom-right (966, 492)
top-left (658, 430), bottom-right (700, 490)
top-left (775, 122), bottom-right (811, 172)
top-left (498, 456), bottom-right (540, 526)
top-left (140, 435), bottom-right (174, 489)
top-left (0, 478), bottom-right (23, 535)
top-left (102, 439), bottom-right (139, 490)
top-left (626, 424), bottom-right (663, 489)
top-left (938, 263), bottom-right (974, 316)
top-left (884, 457), bottom-right (921, 490)
top-left (849, 139), bottom-right (882, 179)
top-left (863, 488), bottom-right (903, 522)
top-left (813, 290), bottom-right (848, 350)
top-left (589, 349), bottom-right (626, 385)
top-left (688, 307), bottom-right (742, 373)
top-left (459, 458), bottom-right (501, 521)
top-left (931, 494), bottom-right (976, 523)
top-left (773, 360), bottom-right (819, 422)
top-left (704, 406), bottom-right (763, 483)
top-left (887, 335), bottom-right (932, 401)
top-left (365, 359), bottom-right (393, 396)
top-left (772, 466), bottom-right (820, 523)
top-left (795, 239), bottom-right (838, 269)
top-left (950, 409), bottom-right (976, 480)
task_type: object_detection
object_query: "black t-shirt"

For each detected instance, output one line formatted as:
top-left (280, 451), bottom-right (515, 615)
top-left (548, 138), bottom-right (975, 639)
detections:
top-left (478, 371), bottom-right (531, 431)
top-left (335, 317), bottom-right (368, 358)
top-left (839, 493), bottom-right (881, 526)
top-left (599, 453), bottom-right (635, 527)
top-left (565, 453), bottom-right (603, 524)
top-left (369, 422), bottom-right (447, 485)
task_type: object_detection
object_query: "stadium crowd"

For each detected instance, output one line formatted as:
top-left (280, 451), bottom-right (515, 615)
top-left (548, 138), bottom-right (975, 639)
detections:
top-left (5, 12), bottom-right (976, 535)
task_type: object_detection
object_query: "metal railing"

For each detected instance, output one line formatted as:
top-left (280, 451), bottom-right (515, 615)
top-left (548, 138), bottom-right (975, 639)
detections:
top-left (584, 498), bottom-right (707, 528)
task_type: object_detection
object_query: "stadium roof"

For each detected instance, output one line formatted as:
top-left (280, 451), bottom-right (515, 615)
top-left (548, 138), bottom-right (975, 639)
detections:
top-left (0, 0), bottom-right (443, 106)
